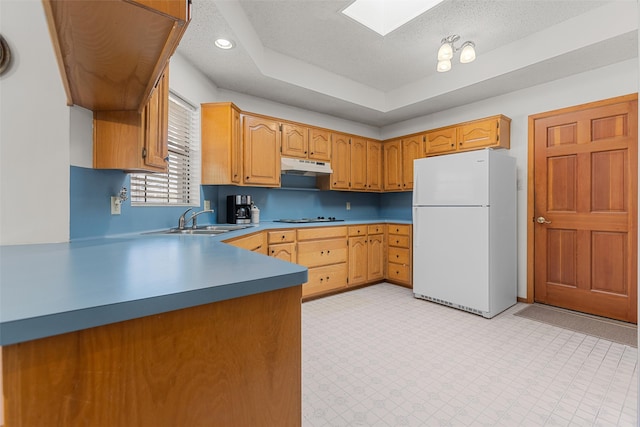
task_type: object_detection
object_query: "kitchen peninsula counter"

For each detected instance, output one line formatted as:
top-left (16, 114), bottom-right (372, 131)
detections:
top-left (1, 234), bottom-right (307, 427)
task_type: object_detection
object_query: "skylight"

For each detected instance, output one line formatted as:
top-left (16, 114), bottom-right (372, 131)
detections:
top-left (342, 0), bottom-right (446, 36)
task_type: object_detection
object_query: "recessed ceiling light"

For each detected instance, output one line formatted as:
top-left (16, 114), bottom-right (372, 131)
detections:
top-left (214, 38), bottom-right (234, 50)
top-left (342, 0), bottom-right (445, 36)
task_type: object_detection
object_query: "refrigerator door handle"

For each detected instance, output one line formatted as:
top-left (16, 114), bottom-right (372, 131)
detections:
top-left (413, 207), bottom-right (419, 247)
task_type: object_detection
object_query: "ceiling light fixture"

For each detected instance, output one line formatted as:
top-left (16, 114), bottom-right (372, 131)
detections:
top-left (437, 35), bottom-right (476, 72)
top-left (214, 38), bottom-right (235, 50)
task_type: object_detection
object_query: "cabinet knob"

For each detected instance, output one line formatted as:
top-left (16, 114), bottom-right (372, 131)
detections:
top-left (164, 156), bottom-right (169, 162)
top-left (320, 277), bottom-right (323, 282)
top-left (396, 240), bottom-right (399, 244)
top-left (327, 250), bottom-right (330, 254)
top-left (304, 151), bottom-right (307, 154)
top-left (311, 152), bottom-right (314, 155)
top-left (246, 176), bottom-right (250, 180)
top-left (326, 276), bottom-right (330, 281)
top-left (396, 254), bottom-right (399, 258)
top-left (282, 235), bottom-right (285, 239)
top-left (450, 143), bottom-right (454, 147)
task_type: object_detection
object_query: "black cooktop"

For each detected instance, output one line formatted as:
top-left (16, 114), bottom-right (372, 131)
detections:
top-left (275, 217), bottom-right (344, 223)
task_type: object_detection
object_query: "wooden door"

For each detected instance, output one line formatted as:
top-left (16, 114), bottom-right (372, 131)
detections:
top-left (401, 135), bottom-right (423, 190)
top-left (269, 243), bottom-right (296, 263)
top-left (349, 236), bottom-right (368, 286)
top-left (366, 140), bottom-right (382, 191)
top-left (243, 115), bottom-right (281, 187)
top-left (367, 233), bottom-right (384, 281)
top-left (383, 139), bottom-right (402, 191)
top-left (143, 66), bottom-right (169, 171)
top-left (281, 122), bottom-right (308, 159)
top-left (532, 94), bottom-right (637, 323)
top-left (230, 107), bottom-right (242, 184)
top-left (351, 137), bottom-right (367, 190)
top-left (425, 127), bottom-right (457, 155)
top-left (330, 133), bottom-right (351, 190)
top-left (309, 128), bottom-right (331, 161)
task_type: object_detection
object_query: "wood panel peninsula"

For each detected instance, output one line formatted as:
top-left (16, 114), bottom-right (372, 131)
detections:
top-left (1, 234), bottom-right (307, 426)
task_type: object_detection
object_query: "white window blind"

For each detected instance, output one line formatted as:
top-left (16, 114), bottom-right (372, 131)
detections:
top-left (131, 93), bottom-right (200, 206)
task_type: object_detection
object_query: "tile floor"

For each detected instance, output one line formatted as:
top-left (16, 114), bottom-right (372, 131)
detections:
top-left (302, 283), bottom-right (638, 426)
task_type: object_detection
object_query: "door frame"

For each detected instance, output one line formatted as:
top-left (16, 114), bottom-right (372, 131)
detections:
top-left (526, 93), bottom-right (639, 304)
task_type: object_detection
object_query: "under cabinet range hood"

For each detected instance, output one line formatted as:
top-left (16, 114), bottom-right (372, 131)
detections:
top-left (281, 157), bottom-right (333, 176)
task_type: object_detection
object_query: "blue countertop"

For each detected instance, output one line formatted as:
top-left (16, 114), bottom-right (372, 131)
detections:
top-left (0, 219), bottom-right (410, 346)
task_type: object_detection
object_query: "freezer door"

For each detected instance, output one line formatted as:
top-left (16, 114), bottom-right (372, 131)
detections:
top-left (413, 206), bottom-right (490, 312)
top-left (413, 150), bottom-right (489, 206)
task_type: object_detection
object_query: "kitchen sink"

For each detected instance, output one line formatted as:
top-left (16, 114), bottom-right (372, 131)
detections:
top-left (144, 224), bottom-right (252, 236)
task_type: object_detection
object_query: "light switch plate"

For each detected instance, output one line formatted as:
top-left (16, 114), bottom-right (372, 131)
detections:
top-left (204, 200), bottom-right (211, 210)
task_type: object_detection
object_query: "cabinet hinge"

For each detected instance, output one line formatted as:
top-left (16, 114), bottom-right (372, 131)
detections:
top-left (142, 148), bottom-right (147, 158)
top-left (279, 124), bottom-right (283, 131)
top-left (423, 136), bottom-right (426, 142)
top-left (346, 277), bottom-right (349, 284)
top-left (349, 138), bottom-right (352, 144)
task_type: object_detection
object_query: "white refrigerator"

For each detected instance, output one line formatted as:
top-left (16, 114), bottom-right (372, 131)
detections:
top-left (412, 149), bottom-right (516, 318)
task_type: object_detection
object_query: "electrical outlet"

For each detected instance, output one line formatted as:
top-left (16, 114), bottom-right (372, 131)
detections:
top-left (204, 200), bottom-right (211, 211)
top-left (346, 202), bottom-right (351, 211)
top-left (111, 196), bottom-right (121, 215)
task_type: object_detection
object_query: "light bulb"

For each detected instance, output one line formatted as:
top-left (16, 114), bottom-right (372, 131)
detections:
top-left (437, 42), bottom-right (453, 61)
top-left (437, 59), bottom-right (451, 72)
top-left (459, 42), bottom-right (476, 63)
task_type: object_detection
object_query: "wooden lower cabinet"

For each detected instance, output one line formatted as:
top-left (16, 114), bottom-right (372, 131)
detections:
top-left (297, 226), bottom-right (348, 298)
top-left (386, 224), bottom-right (412, 287)
top-left (3, 286), bottom-right (301, 427)
top-left (268, 230), bottom-right (296, 262)
top-left (348, 225), bottom-right (384, 286)
top-left (225, 231), bottom-right (267, 255)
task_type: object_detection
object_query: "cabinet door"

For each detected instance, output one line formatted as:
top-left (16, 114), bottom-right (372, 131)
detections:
top-left (201, 102), bottom-right (241, 185)
top-left (330, 133), bottom-right (351, 190)
top-left (243, 115), bottom-right (281, 186)
top-left (225, 232), bottom-right (267, 254)
top-left (230, 107), bottom-right (242, 184)
top-left (143, 66), bottom-right (169, 170)
top-left (367, 233), bottom-right (384, 281)
top-left (309, 128), bottom-right (331, 161)
top-left (401, 136), bottom-right (423, 191)
top-left (269, 242), bottom-right (296, 263)
top-left (366, 140), bottom-right (382, 191)
top-left (351, 137), bottom-right (367, 191)
top-left (281, 122), bottom-right (308, 159)
top-left (383, 139), bottom-right (402, 191)
top-left (458, 119), bottom-right (498, 151)
top-left (348, 236), bottom-right (368, 286)
top-left (425, 127), bottom-right (457, 155)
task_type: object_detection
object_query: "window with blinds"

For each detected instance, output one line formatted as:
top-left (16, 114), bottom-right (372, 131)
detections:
top-left (131, 93), bottom-right (200, 206)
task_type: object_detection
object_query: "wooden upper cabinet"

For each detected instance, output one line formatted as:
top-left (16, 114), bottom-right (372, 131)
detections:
top-left (93, 64), bottom-right (170, 172)
top-left (425, 126), bottom-right (458, 155)
top-left (143, 69), bottom-right (170, 170)
top-left (43, 0), bottom-right (191, 112)
top-left (401, 135), bottom-right (424, 191)
top-left (458, 115), bottom-right (510, 151)
top-left (242, 114), bottom-right (281, 187)
top-left (425, 115), bottom-right (511, 156)
top-left (281, 123), bottom-right (308, 159)
top-left (383, 139), bottom-right (403, 191)
top-left (324, 133), bottom-right (351, 190)
top-left (366, 140), bottom-right (382, 192)
top-left (351, 137), bottom-right (367, 191)
top-left (201, 102), bottom-right (242, 185)
top-left (308, 128), bottom-right (331, 161)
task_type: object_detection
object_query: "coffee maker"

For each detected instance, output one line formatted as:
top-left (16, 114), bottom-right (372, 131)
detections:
top-left (227, 195), bottom-right (252, 224)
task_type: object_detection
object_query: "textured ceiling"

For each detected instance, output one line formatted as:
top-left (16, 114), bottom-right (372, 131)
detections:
top-left (177, 0), bottom-right (638, 126)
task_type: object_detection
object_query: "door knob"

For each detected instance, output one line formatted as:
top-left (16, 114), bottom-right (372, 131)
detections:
top-left (536, 216), bottom-right (551, 224)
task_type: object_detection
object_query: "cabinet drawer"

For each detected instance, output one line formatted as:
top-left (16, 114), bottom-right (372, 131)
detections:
top-left (303, 263), bottom-right (347, 297)
top-left (388, 247), bottom-right (410, 264)
top-left (268, 230), bottom-right (296, 244)
top-left (387, 224), bottom-right (410, 236)
top-left (367, 224), bottom-right (384, 235)
top-left (297, 226), bottom-right (346, 241)
top-left (348, 225), bottom-right (367, 237)
top-left (297, 238), bottom-right (347, 267)
top-left (387, 262), bottom-right (411, 283)
top-left (388, 235), bottom-right (410, 248)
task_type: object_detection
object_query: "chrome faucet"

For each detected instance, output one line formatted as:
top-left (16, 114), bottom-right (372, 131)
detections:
top-left (178, 208), bottom-right (193, 230)
top-left (187, 209), bottom-right (214, 229)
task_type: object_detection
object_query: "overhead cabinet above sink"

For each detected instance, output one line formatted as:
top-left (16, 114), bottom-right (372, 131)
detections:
top-left (42, 0), bottom-right (191, 112)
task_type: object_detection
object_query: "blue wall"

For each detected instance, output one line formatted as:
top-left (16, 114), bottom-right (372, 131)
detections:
top-left (70, 166), bottom-right (412, 239)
